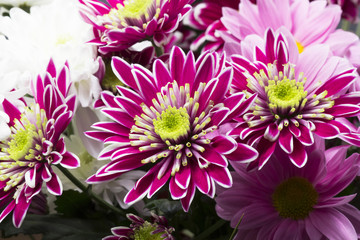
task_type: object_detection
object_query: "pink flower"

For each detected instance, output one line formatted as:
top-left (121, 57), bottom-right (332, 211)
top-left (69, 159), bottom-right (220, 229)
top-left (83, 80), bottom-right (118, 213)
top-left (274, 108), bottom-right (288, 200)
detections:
top-left (86, 46), bottom-right (258, 211)
top-left (103, 213), bottom-right (174, 240)
top-left (216, 140), bottom-right (360, 239)
top-left (221, 0), bottom-right (360, 68)
top-left (229, 29), bottom-right (360, 169)
top-left (0, 60), bottom-right (80, 227)
top-left (79, 0), bottom-right (193, 55)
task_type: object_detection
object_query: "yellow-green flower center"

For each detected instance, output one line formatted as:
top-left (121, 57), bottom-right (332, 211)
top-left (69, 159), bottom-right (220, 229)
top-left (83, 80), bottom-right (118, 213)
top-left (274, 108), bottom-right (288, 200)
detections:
top-left (272, 177), bottom-right (318, 220)
top-left (7, 120), bottom-right (36, 162)
top-left (153, 106), bottom-right (190, 141)
top-left (110, 0), bottom-right (154, 20)
top-left (132, 221), bottom-right (165, 240)
top-left (266, 77), bottom-right (307, 110)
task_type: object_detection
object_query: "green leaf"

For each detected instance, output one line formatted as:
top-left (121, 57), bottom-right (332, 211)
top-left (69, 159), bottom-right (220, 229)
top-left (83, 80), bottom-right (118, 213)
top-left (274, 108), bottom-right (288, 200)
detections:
top-left (54, 189), bottom-right (94, 218)
top-left (0, 214), bottom-right (113, 240)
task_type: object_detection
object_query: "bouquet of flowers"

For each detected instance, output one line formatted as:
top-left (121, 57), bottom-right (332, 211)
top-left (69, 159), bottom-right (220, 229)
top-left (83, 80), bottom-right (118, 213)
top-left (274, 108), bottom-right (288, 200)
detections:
top-left (1, 0), bottom-right (360, 239)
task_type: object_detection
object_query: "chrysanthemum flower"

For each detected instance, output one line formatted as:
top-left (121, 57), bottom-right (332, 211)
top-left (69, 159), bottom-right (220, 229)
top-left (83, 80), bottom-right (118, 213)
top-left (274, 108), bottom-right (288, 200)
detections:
top-left (0, 60), bottom-right (80, 227)
top-left (216, 141), bottom-right (360, 239)
top-left (230, 29), bottom-right (360, 169)
top-left (103, 213), bottom-right (174, 240)
top-left (86, 46), bottom-right (258, 211)
top-left (79, 0), bottom-right (193, 55)
top-left (0, 0), bottom-right (102, 107)
top-left (221, 0), bottom-right (360, 68)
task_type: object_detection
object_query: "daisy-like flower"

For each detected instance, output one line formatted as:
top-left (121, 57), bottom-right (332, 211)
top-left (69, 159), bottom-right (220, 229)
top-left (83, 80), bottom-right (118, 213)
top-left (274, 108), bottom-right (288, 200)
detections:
top-left (86, 46), bottom-right (258, 211)
top-left (0, 60), bottom-right (80, 227)
top-left (103, 213), bottom-right (174, 240)
top-left (230, 29), bottom-right (360, 169)
top-left (215, 140), bottom-right (360, 239)
top-left (0, 0), bottom-right (102, 107)
top-left (0, 0), bottom-right (53, 7)
top-left (78, 0), bottom-right (194, 55)
top-left (221, 0), bottom-right (360, 68)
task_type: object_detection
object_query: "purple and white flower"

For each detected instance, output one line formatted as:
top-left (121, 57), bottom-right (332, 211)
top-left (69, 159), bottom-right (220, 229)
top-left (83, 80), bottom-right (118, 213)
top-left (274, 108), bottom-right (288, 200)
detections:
top-left (0, 60), bottom-right (80, 227)
top-left (86, 46), bottom-right (258, 211)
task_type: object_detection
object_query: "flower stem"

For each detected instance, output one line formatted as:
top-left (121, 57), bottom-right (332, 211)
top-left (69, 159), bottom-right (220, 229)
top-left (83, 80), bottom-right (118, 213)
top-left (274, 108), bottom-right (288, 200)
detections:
top-left (151, 40), bottom-right (164, 57)
top-left (228, 213), bottom-right (244, 240)
top-left (56, 165), bottom-right (125, 215)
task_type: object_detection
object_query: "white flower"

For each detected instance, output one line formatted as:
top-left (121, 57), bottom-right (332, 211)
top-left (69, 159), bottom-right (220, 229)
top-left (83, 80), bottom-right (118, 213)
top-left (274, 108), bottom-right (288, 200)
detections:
top-left (0, 0), bottom-right (102, 107)
top-left (0, 0), bottom-right (54, 7)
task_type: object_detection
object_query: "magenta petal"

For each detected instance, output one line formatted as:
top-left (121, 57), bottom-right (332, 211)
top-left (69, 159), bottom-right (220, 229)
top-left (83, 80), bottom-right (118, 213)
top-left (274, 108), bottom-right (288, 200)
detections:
top-left (111, 57), bottom-right (138, 90)
top-left (191, 164), bottom-right (210, 194)
top-left (169, 46), bottom-right (186, 86)
top-left (0, 200), bottom-right (15, 223)
top-left (200, 147), bottom-right (227, 167)
top-left (46, 174), bottom-right (63, 196)
top-left (132, 69), bottom-right (157, 104)
top-left (315, 72), bottom-right (356, 97)
top-left (193, 53), bottom-right (214, 90)
top-left (60, 151), bottom-right (80, 169)
top-left (153, 59), bottom-right (172, 88)
top-left (256, 138), bottom-right (276, 169)
top-left (13, 197), bottom-right (31, 228)
top-left (114, 97), bottom-right (142, 118)
top-left (180, 181), bottom-right (196, 212)
top-left (148, 165), bottom-right (171, 197)
top-left (175, 165), bottom-right (191, 189)
top-left (41, 166), bottom-right (52, 182)
top-left (226, 143), bottom-right (259, 163)
top-left (297, 124), bottom-right (314, 146)
top-left (169, 177), bottom-right (187, 199)
top-left (326, 104), bottom-right (360, 117)
top-left (264, 122), bottom-right (280, 141)
top-left (86, 172), bottom-right (123, 183)
top-left (278, 128), bottom-right (293, 154)
top-left (211, 136), bottom-right (238, 155)
top-left (207, 164), bottom-right (232, 188)
top-left (289, 139), bottom-right (307, 168)
top-left (314, 121), bottom-right (340, 138)
top-left (124, 171), bottom-right (153, 204)
top-left (180, 51), bottom-right (196, 86)
top-left (2, 99), bottom-right (21, 126)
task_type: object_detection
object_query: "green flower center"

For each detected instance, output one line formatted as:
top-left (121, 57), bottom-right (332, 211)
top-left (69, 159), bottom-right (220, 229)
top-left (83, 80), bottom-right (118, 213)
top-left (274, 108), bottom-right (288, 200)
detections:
top-left (110, 0), bottom-right (155, 20)
top-left (153, 106), bottom-right (190, 141)
top-left (132, 221), bottom-right (165, 240)
top-left (266, 77), bottom-right (307, 110)
top-left (272, 177), bottom-right (318, 220)
top-left (7, 120), bottom-right (36, 162)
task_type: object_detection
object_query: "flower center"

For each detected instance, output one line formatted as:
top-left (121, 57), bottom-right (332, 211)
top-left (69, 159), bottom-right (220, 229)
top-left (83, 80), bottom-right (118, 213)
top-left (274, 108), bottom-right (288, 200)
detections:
top-left (7, 119), bottom-right (36, 162)
top-left (153, 106), bottom-right (190, 141)
top-left (105, 0), bottom-right (160, 29)
top-left (272, 177), bottom-right (318, 220)
top-left (132, 221), bottom-right (165, 240)
top-left (119, 0), bottom-right (154, 19)
top-left (266, 77), bottom-right (307, 110)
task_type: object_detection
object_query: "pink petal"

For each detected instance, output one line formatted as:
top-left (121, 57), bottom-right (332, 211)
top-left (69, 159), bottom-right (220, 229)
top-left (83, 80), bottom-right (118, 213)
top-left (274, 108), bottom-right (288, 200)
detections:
top-left (60, 151), bottom-right (80, 169)
top-left (279, 127), bottom-right (293, 154)
top-left (46, 174), bottom-right (63, 196)
top-left (309, 208), bottom-right (357, 240)
top-left (211, 136), bottom-right (238, 155)
top-left (289, 139), bottom-right (307, 168)
top-left (313, 121), bottom-right (340, 138)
